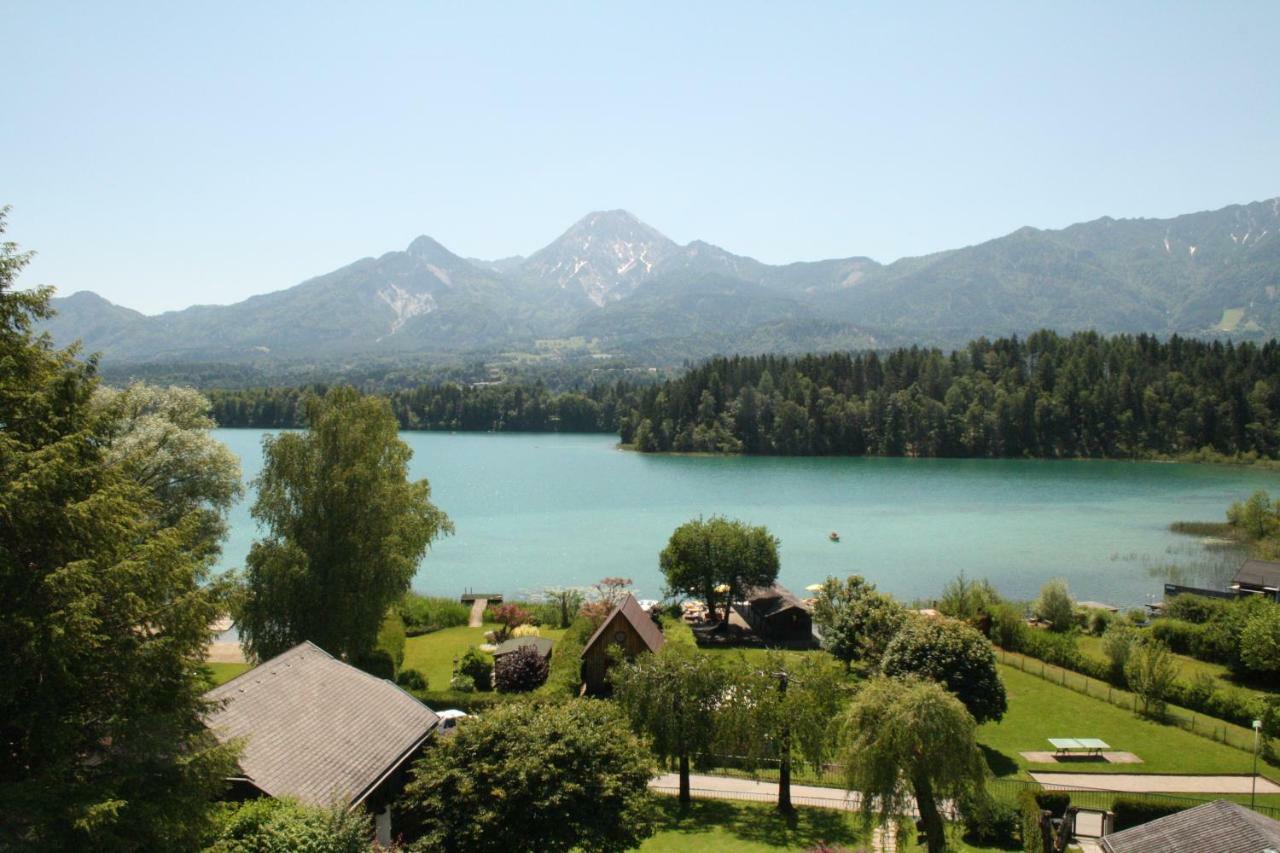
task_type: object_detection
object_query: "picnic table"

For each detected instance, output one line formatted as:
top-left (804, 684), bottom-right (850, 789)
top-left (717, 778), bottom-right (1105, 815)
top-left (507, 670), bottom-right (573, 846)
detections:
top-left (1049, 738), bottom-right (1110, 756)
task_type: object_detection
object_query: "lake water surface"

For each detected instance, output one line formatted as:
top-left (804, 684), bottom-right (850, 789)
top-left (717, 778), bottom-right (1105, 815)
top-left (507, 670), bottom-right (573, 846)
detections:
top-left (214, 429), bottom-right (1279, 608)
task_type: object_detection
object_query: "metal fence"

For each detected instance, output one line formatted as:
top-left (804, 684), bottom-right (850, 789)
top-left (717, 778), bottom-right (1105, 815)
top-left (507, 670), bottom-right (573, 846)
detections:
top-left (994, 647), bottom-right (1261, 753)
top-left (689, 753), bottom-right (1280, 821)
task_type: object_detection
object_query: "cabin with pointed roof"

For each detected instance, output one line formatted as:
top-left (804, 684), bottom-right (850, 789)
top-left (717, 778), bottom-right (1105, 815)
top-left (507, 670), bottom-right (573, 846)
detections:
top-left (204, 641), bottom-right (439, 844)
top-left (579, 594), bottom-right (666, 694)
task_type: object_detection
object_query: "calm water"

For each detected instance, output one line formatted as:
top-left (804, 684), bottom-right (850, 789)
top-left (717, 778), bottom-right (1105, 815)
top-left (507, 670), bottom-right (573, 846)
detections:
top-left (214, 429), bottom-right (1279, 609)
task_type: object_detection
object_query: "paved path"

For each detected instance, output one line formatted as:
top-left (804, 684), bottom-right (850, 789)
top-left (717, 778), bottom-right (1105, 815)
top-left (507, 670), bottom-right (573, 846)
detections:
top-left (467, 598), bottom-right (488, 628)
top-left (649, 772), bottom-right (860, 811)
top-left (1030, 772), bottom-right (1280, 794)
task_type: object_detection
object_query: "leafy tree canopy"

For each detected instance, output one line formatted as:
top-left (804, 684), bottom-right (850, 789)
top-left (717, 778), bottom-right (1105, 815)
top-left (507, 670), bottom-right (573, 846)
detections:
top-left (398, 701), bottom-right (656, 853)
top-left (236, 386), bottom-right (453, 661)
top-left (204, 799), bottom-right (371, 853)
top-left (659, 516), bottom-right (779, 622)
top-left (880, 616), bottom-right (1008, 724)
top-left (811, 574), bottom-right (907, 669)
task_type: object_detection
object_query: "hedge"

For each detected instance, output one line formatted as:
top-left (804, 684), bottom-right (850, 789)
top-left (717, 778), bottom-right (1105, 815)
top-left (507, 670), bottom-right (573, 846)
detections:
top-left (1111, 797), bottom-right (1185, 831)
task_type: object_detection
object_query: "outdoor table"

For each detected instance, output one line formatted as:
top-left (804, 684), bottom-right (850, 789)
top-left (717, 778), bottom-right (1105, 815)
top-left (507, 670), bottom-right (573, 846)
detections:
top-left (1049, 738), bottom-right (1110, 756)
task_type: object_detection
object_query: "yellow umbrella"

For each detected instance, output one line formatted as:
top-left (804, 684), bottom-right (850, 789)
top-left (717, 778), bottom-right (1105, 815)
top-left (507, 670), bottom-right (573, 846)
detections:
top-left (713, 583), bottom-right (731, 594)
top-left (805, 583), bottom-right (823, 593)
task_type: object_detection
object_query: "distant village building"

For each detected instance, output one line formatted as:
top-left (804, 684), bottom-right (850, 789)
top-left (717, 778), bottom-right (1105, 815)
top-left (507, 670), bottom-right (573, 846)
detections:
top-left (580, 594), bottom-right (665, 694)
top-left (735, 583), bottom-right (815, 647)
top-left (204, 641), bottom-right (439, 845)
top-left (1232, 559), bottom-right (1280, 601)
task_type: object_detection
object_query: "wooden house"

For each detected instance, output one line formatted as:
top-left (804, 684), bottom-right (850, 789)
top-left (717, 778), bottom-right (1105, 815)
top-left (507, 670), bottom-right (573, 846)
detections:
top-left (1232, 559), bottom-right (1280, 601)
top-left (736, 583), bottom-right (815, 647)
top-left (579, 594), bottom-right (665, 694)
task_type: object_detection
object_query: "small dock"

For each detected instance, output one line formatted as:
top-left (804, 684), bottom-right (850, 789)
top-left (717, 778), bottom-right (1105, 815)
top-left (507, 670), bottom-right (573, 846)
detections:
top-left (460, 590), bottom-right (503, 628)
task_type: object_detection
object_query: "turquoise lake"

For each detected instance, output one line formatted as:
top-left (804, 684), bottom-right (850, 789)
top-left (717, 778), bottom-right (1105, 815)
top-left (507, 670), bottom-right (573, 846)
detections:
top-left (214, 429), bottom-right (1280, 609)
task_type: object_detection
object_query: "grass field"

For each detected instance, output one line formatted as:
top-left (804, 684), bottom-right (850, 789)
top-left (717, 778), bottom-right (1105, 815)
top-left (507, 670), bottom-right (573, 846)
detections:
top-left (205, 661), bottom-right (250, 686)
top-left (402, 622), bottom-right (567, 707)
top-left (978, 664), bottom-right (1275, 781)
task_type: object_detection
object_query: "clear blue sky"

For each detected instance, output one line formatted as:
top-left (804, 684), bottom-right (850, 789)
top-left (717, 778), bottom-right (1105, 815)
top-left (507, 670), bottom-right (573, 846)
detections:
top-left (5, 2), bottom-right (1278, 314)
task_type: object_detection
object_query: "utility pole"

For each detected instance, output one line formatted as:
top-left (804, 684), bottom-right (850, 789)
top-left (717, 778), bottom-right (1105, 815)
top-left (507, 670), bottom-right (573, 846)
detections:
top-left (1253, 718), bottom-right (1263, 809)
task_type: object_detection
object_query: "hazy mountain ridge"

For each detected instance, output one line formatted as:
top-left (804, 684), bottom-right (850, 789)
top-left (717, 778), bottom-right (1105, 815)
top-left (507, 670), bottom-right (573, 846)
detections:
top-left (41, 198), bottom-right (1280, 364)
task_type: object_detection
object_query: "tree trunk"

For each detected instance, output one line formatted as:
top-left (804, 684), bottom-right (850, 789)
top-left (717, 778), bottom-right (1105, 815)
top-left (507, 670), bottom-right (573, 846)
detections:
top-left (911, 773), bottom-right (946, 853)
top-left (679, 751), bottom-right (691, 804)
top-left (777, 747), bottom-right (793, 814)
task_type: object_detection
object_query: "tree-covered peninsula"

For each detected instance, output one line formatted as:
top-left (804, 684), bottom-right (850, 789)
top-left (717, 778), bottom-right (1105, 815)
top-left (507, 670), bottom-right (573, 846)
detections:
top-left (619, 331), bottom-right (1280, 458)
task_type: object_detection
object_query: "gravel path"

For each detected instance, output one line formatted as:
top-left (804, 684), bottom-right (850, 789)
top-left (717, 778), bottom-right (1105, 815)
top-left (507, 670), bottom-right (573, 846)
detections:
top-left (649, 772), bottom-right (859, 810)
top-left (1030, 772), bottom-right (1280, 794)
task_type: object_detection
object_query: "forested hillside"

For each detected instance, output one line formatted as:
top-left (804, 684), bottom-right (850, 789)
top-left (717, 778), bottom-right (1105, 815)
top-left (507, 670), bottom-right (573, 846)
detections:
top-left (619, 331), bottom-right (1280, 458)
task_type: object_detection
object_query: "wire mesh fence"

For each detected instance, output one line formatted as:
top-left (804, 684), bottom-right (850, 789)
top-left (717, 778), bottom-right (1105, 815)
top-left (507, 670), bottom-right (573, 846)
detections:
top-left (994, 647), bottom-right (1261, 753)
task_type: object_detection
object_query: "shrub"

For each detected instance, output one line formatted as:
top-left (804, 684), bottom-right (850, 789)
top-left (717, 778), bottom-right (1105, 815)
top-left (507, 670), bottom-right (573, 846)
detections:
top-left (353, 649), bottom-right (395, 680)
top-left (494, 645), bottom-right (550, 693)
top-left (1241, 605), bottom-right (1280, 675)
top-left (990, 602), bottom-right (1028, 651)
top-left (1111, 798), bottom-right (1184, 831)
top-left (959, 792), bottom-right (1019, 847)
top-left (880, 617), bottom-right (1007, 723)
top-left (1018, 789), bottom-right (1047, 853)
top-left (399, 593), bottom-right (469, 635)
top-left (1164, 594), bottom-right (1231, 625)
top-left (512, 624), bottom-right (542, 638)
top-left (1020, 629), bottom-right (1083, 671)
top-left (377, 609), bottom-right (406, 672)
top-left (1149, 619), bottom-right (1203, 656)
top-left (208, 798), bottom-right (371, 853)
top-left (396, 668), bottom-right (427, 691)
top-left (455, 648), bottom-right (493, 692)
top-left (449, 673), bottom-right (476, 693)
top-left (1102, 624), bottom-right (1137, 684)
top-left (540, 615), bottom-right (594, 697)
top-left (1033, 791), bottom-right (1070, 815)
top-left (1087, 609), bottom-right (1114, 636)
top-left (1034, 580), bottom-right (1075, 632)
top-left (1125, 638), bottom-right (1177, 718)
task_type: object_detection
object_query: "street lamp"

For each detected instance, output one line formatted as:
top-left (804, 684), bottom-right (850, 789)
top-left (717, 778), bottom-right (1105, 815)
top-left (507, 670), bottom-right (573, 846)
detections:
top-left (1253, 719), bottom-right (1263, 809)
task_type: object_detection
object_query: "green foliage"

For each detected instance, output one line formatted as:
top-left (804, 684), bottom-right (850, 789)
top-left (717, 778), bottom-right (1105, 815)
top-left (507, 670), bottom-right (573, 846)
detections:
top-left (1033, 579), bottom-right (1075, 633)
top-left (622, 332), bottom-right (1280, 459)
top-left (493, 645), bottom-right (549, 693)
top-left (958, 790), bottom-right (1020, 848)
top-left (237, 386), bottom-right (453, 662)
top-left (540, 586), bottom-right (588, 629)
top-left (398, 593), bottom-right (469, 635)
top-left (1110, 798), bottom-right (1185, 832)
top-left (1017, 790), bottom-right (1047, 853)
top-left (1228, 489), bottom-right (1278, 540)
top-left (1125, 638), bottom-right (1178, 718)
top-left (448, 673), bottom-right (476, 693)
top-left (1164, 593), bottom-right (1234, 624)
top-left (0, 211), bottom-right (239, 850)
top-left (205, 798), bottom-right (372, 853)
top-left (399, 701), bottom-right (656, 853)
top-left (396, 668), bottom-right (428, 691)
top-left (1241, 604), bottom-right (1280, 674)
top-left (1102, 624), bottom-right (1138, 684)
top-left (938, 572), bottom-right (1004, 622)
top-left (539, 615), bottom-right (595, 697)
top-left (839, 677), bottom-right (988, 853)
top-left (454, 648), bottom-right (493, 692)
top-left (613, 644), bottom-right (726, 802)
top-left (989, 602), bottom-right (1030, 651)
top-left (659, 516), bottom-right (779, 622)
top-left (1087, 608), bottom-right (1114, 636)
top-left (881, 617), bottom-right (1008, 724)
top-left (353, 649), bottom-right (395, 680)
top-left (811, 575), bottom-right (908, 669)
top-left (377, 609), bottom-right (406, 672)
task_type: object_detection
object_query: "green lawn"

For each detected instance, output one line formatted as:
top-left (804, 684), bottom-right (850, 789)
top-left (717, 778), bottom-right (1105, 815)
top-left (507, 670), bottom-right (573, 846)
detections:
top-left (978, 664), bottom-right (1275, 781)
top-left (205, 661), bottom-right (250, 686)
top-left (402, 623), bottom-right (566, 708)
top-left (640, 798), bottom-right (1009, 852)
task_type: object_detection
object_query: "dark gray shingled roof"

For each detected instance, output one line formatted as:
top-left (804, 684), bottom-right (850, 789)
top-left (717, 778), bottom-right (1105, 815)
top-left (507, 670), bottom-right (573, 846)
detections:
top-left (1235, 559), bottom-right (1280, 591)
top-left (581, 594), bottom-right (666, 657)
top-left (744, 583), bottom-right (808, 619)
top-left (1101, 799), bottom-right (1280, 853)
top-left (492, 636), bottom-right (555, 658)
top-left (205, 641), bottom-right (439, 807)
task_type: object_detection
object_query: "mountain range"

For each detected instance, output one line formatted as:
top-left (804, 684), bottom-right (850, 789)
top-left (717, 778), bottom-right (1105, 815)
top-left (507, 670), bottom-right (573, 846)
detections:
top-left (40, 198), bottom-right (1280, 366)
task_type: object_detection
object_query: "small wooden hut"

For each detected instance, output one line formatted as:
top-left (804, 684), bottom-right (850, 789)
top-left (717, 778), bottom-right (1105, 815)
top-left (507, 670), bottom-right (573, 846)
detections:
top-left (579, 594), bottom-right (665, 694)
top-left (736, 583), bottom-right (815, 647)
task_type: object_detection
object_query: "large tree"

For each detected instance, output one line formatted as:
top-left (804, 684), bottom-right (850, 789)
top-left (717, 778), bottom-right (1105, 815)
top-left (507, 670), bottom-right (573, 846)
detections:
top-left (0, 209), bottom-right (238, 850)
top-left (718, 651), bottom-right (847, 813)
top-left (237, 387), bottom-right (452, 662)
top-left (613, 643), bottom-right (726, 803)
top-left (811, 574), bottom-right (907, 670)
top-left (398, 701), bottom-right (656, 852)
top-left (880, 616), bottom-right (1007, 724)
top-left (839, 677), bottom-right (988, 853)
top-left (659, 516), bottom-right (779, 622)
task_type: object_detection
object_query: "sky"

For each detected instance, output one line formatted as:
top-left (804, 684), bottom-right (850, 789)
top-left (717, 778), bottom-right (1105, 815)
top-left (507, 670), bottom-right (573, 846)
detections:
top-left (4, 2), bottom-right (1279, 315)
